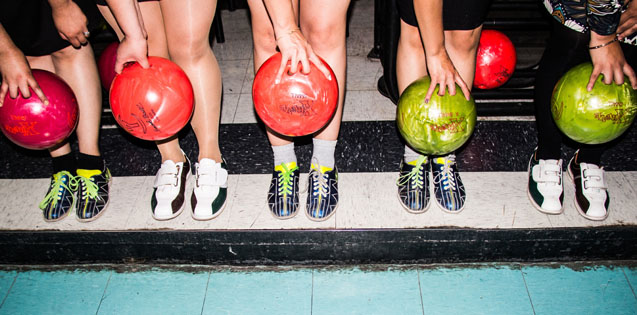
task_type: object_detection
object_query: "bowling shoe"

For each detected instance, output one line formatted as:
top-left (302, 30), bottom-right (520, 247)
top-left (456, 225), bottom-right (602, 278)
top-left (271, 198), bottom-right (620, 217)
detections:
top-left (268, 162), bottom-right (300, 219)
top-left (76, 166), bottom-right (112, 222)
top-left (568, 155), bottom-right (609, 221)
top-left (431, 154), bottom-right (467, 213)
top-left (527, 151), bottom-right (564, 215)
top-left (396, 155), bottom-right (430, 213)
top-left (151, 155), bottom-right (190, 220)
top-left (39, 171), bottom-right (77, 222)
top-left (306, 163), bottom-right (338, 221)
top-left (191, 158), bottom-right (228, 221)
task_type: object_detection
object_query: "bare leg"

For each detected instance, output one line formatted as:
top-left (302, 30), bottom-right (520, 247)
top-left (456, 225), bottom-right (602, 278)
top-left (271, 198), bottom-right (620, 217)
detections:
top-left (97, 2), bottom-right (169, 58)
top-left (247, 0), bottom-right (298, 146)
top-left (48, 44), bottom-right (102, 157)
top-left (300, 0), bottom-right (350, 141)
top-left (157, 0), bottom-right (222, 162)
top-left (27, 55), bottom-right (72, 158)
top-left (396, 20), bottom-right (428, 94)
top-left (98, 3), bottom-right (184, 163)
top-left (443, 27), bottom-right (482, 88)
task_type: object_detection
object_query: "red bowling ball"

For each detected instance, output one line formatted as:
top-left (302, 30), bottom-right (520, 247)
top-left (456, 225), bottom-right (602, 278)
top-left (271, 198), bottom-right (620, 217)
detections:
top-left (98, 41), bottom-right (118, 90)
top-left (0, 70), bottom-right (78, 150)
top-left (473, 30), bottom-right (517, 90)
top-left (252, 53), bottom-right (338, 137)
top-left (110, 56), bottom-right (194, 141)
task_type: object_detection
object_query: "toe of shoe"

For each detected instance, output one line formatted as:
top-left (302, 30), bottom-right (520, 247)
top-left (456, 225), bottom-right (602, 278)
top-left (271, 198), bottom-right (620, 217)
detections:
top-left (540, 199), bottom-right (563, 214)
top-left (153, 204), bottom-right (178, 220)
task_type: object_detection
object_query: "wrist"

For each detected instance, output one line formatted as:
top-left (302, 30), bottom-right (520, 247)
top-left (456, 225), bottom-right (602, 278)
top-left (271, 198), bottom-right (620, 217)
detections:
top-left (48, 0), bottom-right (72, 10)
top-left (275, 28), bottom-right (300, 41)
top-left (590, 32), bottom-right (617, 46)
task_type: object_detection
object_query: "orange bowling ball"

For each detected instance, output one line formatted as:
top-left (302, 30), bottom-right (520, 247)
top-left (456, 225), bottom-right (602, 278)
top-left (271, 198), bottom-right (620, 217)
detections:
top-left (252, 53), bottom-right (338, 137)
top-left (110, 57), bottom-right (194, 141)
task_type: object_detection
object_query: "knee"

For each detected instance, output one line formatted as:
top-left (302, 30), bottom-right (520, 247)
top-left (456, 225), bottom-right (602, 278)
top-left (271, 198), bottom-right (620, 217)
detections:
top-left (445, 29), bottom-right (481, 56)
top-left (252, 27), bottom-right (276, 53)
top-left (399, 26), bottom-right (423, 52)
top-left (51, 44), bottom-right (87, 61)
top-left (167, 34), bottom-right (211, 65)
top-left (302, 23), bottom-right (345, 54)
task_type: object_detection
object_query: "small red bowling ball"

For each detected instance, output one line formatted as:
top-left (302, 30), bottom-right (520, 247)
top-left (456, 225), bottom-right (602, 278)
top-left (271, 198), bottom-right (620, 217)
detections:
top-left (0, 70), bottom-right (78, 150)
top-left (252, 53), bottom-right (338, 137)
top-left (98, 41), bottom-right (118, 90)
top-left (473, 30), bottom-right (517, 90)
top-left (109, 56), bottom-right (194, 141)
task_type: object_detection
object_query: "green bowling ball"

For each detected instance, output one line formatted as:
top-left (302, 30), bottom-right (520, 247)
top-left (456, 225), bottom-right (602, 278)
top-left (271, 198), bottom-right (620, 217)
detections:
top-left (551, 62), bottom-right (637, 145)
top-left (397, 77), bottom-right (477, 155)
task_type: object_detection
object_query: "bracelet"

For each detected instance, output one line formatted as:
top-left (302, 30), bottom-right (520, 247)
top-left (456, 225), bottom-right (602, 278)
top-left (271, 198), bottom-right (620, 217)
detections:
top-left (589, 36), bottom-right (619, 50)
top-left (275, 28), bottom-right (300, 42)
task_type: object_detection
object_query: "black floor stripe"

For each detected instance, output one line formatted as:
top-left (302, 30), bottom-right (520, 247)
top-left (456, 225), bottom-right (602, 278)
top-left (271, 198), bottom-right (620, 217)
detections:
top-left (1, 120), bottom-right (635, 178)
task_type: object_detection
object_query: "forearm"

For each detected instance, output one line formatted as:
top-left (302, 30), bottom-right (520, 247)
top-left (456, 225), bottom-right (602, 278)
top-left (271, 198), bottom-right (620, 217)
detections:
top-left (262, 0), bottom-right (298, 39)
top-left (104, 0), bottom-right (146, 40)
top-left (0, 24), bottom-right (19, 56)
top-left (413, 0), bottom-right (445, 57)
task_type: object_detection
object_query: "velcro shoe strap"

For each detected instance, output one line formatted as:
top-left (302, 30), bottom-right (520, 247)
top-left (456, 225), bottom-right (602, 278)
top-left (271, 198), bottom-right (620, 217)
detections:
top-left (198, 168), bottom-right (228, 187)
top-left (154, 172), bottom-right (178, 187)
top-left (583, 169), bottom-right (606, 189)
top-left (532, 164), bottom-right (560, 183)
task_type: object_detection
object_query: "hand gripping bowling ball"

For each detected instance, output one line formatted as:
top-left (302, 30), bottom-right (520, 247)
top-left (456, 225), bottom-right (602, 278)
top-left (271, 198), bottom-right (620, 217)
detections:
top-left (98, 41), bottom-right (118, 90)
top-left (473, 30), bottom-right (517, 90)
top-left (110, 56), bottom-right (194, 141)
top-left (397, 77), bottom-right (477, 155)
top-left (0, 70), bottom-right (78, 150)
top-left (252, 53), bottom-right (338, 137)
top-left (551, 62), bottom-right (637, 144)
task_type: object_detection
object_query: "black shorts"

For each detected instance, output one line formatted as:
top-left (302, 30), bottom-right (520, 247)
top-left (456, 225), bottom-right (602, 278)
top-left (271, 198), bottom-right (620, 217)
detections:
top-left (0, 0), bottom-right (102, 56)
top-left (397, 0), bottom-right (493, 30)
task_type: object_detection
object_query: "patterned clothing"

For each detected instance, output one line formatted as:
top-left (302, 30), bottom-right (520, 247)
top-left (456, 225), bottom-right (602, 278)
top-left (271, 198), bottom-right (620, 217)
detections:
top-left (544, 0), bottom-right (637, 45)
top-left (544, 0), bottom-right (622, 34)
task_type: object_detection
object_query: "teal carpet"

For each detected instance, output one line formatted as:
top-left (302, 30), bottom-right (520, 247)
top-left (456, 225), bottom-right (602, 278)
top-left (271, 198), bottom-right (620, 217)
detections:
top-left (0, 263), bottom-right (635, 314)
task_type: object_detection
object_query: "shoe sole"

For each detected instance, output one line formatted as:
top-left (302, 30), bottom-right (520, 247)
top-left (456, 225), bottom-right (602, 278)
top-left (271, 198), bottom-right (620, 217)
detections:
top-left (567, 167), bottom-right (609, 221)
top-left (305, 201), bottom-right (338, 222)
top-left (526, 159), bottom-right (564, 215)
top-left (396, 190), bottom-right (431, 214)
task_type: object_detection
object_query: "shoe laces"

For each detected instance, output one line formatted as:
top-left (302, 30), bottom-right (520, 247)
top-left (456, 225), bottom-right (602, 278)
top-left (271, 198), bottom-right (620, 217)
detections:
top-left (77, 174), bottom-right (100, 200)
top-left (277, 163), bottom-right (298, 197)
top-left (434, 155), bottom-right (457, 191)
top-left (396, 155), bottom-right (426, 190)
top-left (310, 158), bottom-right (330, 199)
top-left (39, 171), bottom-right (77, 209)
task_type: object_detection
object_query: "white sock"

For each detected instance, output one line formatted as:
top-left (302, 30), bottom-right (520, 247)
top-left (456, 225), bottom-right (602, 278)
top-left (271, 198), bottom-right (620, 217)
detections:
top-left (311, 139), bottom-right (337, 169)
top-left (404, 145), bottom-right (423, 163)
top-left (272, 143), bottom-right (297, 166)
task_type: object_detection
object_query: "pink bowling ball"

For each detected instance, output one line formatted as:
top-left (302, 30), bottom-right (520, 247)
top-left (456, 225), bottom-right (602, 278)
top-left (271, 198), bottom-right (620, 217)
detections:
top-left (0, 70), bottom-right (79, 150)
